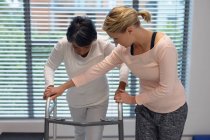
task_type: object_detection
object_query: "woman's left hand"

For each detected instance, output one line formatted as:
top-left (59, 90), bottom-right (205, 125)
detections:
top-left (114, 89), bottom-right (135, 104)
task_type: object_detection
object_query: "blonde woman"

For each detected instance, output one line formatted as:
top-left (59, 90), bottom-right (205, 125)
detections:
top-left (45, 6), bottom-right (188, 140)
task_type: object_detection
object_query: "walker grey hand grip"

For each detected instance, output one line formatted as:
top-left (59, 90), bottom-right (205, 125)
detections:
top-left (118, 103), bottom-right (123, 120)
top-left (45, 98), bottom-right (56, 118)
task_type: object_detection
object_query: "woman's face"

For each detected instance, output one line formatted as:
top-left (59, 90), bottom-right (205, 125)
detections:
top-left (72, 42), bottom-right (91, 57)
top-left (107, 29), bottom-right (134, 48)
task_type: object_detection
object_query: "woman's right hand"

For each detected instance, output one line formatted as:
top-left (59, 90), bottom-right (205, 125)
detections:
top-left (43, 80), bottom-right (75, 100)
top-left (43, 85), bottom-right (65, 100)
top-left (43, 85), bottom-right (54, 100)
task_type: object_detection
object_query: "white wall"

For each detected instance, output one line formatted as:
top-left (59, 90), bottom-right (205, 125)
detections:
top-left (183, 0), bottom-right (210, 135)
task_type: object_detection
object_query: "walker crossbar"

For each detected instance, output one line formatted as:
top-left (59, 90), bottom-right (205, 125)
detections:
top-left (48, 118), bottom-right (120, 126)
top-left (44, 98), bottom-right (124, 140)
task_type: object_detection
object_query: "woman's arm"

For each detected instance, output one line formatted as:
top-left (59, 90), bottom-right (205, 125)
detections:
top-left (104, 41), bottom-right (130, 91)
top-left (44, 42), bottom-right (64, 86)
top-left (43, 42), bottom-right (64, 99)
top-left (73, 46), bottom-right (123, 87)
top-left (44, 48), bottom-right (124, 100)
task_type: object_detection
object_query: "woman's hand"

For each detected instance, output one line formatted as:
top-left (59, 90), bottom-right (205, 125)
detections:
top-left (43, 80), bottom-right (75, 100)
top-left (114, 89), bottom-right (136, 104)
top-left (44, 86), bottom-right (65, 100)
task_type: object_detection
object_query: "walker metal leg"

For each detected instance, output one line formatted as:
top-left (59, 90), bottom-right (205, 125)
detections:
top-left (53, 123), bottom-right (57, 140)
top-left (44, 118), bottom-right (49, 140)
top-left (53, 99), bottom-right (57, 140)
top-left (118, 103), bottom-right (124, 140)
top-left (118, 120), bottom-right (124, 140)
top-left (44, 98), bottom-right (56, 140)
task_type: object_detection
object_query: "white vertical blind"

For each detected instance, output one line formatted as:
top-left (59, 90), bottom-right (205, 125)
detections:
top-left (0, 0), bottom-right (28, 118)
top-left (0, 0), bottom-right (190, 119)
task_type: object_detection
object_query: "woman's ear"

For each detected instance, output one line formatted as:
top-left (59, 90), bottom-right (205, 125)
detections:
top-left (126, 26), bottom-right (134, 34)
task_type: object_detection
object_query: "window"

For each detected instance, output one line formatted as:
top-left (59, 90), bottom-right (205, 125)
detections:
top-left (0, 0), bottom-right (190, 119)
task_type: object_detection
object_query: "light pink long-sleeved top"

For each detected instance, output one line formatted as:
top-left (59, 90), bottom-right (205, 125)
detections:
top-left (72, 35), bottom-right (186, 113)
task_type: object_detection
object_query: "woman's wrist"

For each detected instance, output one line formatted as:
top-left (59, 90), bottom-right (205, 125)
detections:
top-left (134, 96), bottom-right (143, 105)
top-left (130, 96), bottom-right (137, 104)
top-left (117, 81), bottom-right (127, 90)
top-left (60, 83), bottom-right (68, 91)
top-left (61, 80), bottom-right (75, 91)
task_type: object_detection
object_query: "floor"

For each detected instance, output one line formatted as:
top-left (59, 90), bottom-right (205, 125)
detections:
top-left (51, 136), bottom-right (192, 140)
top-left (0, 133), bottom-right (192, 140)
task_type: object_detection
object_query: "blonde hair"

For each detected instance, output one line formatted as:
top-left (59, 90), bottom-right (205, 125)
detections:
top-left (103, 6), bottom-right (151, 33)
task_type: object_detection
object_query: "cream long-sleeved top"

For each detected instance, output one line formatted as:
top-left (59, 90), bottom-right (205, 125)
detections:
top-left (72, 35), bottom-right (186, 113)
top-left (44, 36), bottom-right (129, 108)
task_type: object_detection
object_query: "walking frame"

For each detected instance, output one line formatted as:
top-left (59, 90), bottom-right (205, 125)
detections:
top-left (44, 98), bottom-right (124, 140)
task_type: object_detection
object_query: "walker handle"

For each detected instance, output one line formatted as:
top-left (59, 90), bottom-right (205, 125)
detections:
top-left (45, 98), bottom-right (57, 118)
top-left (118, 103), bottom-right (123, 120)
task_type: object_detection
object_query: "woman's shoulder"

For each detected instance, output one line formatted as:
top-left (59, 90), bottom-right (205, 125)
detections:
top-left (155, 32), bottom-right (165, 44)
top-left (57, 36), bottom-right (69, 45)
top-left (55, 36), bottom-right (71, 49)
top-left (96, 35), bottom-right (110, 44)
top-left (95, 35), bottom-right (115, 50)
top-left (155, 33), bottom-right (174, 49)
top-left (154, 33), bottom-right (177, 58)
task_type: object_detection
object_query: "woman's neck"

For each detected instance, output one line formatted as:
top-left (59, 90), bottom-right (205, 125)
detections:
top-left (133, 28), bottom-right (153, 55)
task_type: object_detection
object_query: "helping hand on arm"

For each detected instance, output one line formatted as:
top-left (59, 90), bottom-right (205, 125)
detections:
top-left (115, 62), bottom-right (134, 104)
top-left (44, 80), bottom-right (75, 100)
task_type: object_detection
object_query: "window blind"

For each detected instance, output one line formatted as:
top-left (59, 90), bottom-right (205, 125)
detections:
top-left (0, 0), bottom-right (190, 119)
